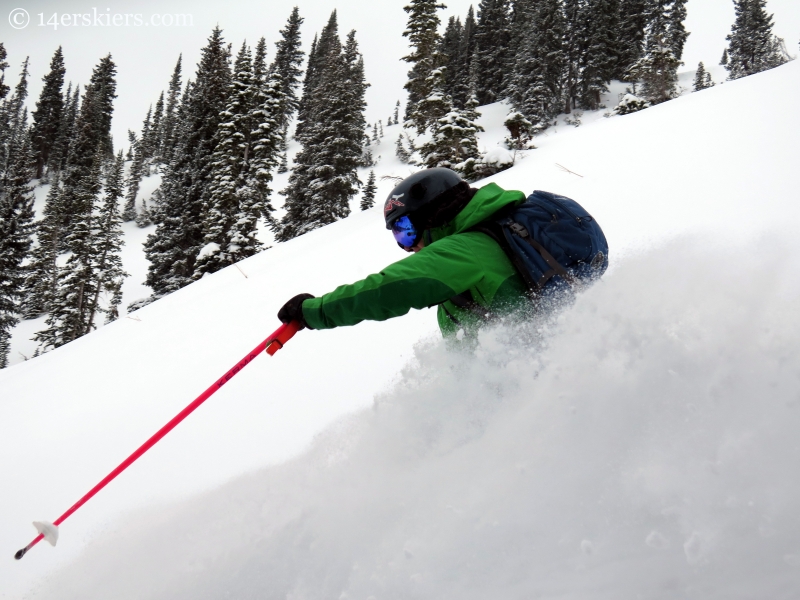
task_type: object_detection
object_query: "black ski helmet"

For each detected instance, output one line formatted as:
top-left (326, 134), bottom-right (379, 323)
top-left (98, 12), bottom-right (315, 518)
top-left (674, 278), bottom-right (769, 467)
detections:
top-left (383, 168), bottom-right (464, 229)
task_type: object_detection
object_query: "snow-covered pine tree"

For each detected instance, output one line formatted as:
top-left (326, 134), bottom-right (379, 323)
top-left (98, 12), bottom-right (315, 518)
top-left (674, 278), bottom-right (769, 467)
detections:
top-left (440, 16), bottom-right (464, 104)
top-left (146, 91), bottom-right (164, 163)
top-left (561, 0), bottom-right (582, 113)
top-left (615, 0), bottom-right (650, 79)
top-left (160, 55), bottom-right (183, 164)
top-left (294, 34), bottom-right (319, 144)
top-left (473, 0), bottom-right (512, 105)
top-left (21, 172), bottom-right (63, 318)
top-left (250, 69), bottom-right (286, 229)
top-left (123, 114), bottom-right (148, 223)
top-left (0, 136), bottom-right (36, 367)
top-left (402, 0), bottom-right (447, 134)
top-left (724, 0), bottom-right (790, 80)
top-left (577, 0), bottom-right (620, 110)
top-left (278, 27), bottom-right (367, 241)
top-left (508, 0), bottom-right (566, 130)
top-left (415, 66), bottom-right (453, 140)
top-left (85, 150), bottom-right (127, 328)
top-left (143, 27), bottom-right (232, 300)
top-left (394, 100), bottom-right (400, 124)
top-left (421, 81), bottom-right (484, 180)
top-left (720, 48), bottom-right (729, 66)
top-left (628, 0), bottom-right (683, 104)
top-left (30, 46), bottom-right (66, 179)
top-left (361, 169), bottom-right (377, 210)
top-left (86, 54), bottom-right (118, 160)
top-left (59, 56), bottom-right (117, 249)
top-left (269, 7), bottom-right (305, 139)
top-left (137, 105), bottom-right (153, 174)
top-left (693, 62), bottom-right (714, 91)
top-left (450, 5), bottom-right (478, 109)
top-left (136, 198), bottom-right (152, 228)
top-left (395, 132), bottom-right (411, 162)
top-left (667, 0), bottom-right (689, 62)
top-left (0, 43), bottom-right (9, 101)
top-left (0, 57), bottom-right (29, 164)
top-left (35, 153), bottom-right (103, 349)
top-left (49, 83), bottom-right (79, 174)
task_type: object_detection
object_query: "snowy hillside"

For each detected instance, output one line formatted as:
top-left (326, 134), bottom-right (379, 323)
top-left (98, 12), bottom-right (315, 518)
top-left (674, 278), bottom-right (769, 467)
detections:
top-left (1, 60), bottom-right (799, 599)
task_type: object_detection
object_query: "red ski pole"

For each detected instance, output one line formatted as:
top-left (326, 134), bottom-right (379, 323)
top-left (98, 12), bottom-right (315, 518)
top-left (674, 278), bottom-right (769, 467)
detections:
top-left (14, 320), bottom-right (302, 561)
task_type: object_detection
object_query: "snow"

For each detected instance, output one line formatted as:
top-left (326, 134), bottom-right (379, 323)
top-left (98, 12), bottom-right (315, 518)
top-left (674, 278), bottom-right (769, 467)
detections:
top-left (1, 57), bottom-right (799, 600)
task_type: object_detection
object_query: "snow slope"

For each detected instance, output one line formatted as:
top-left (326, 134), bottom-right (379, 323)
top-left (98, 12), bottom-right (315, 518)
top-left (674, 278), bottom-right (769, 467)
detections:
top-left (1, 60), bottom-right (799, 598)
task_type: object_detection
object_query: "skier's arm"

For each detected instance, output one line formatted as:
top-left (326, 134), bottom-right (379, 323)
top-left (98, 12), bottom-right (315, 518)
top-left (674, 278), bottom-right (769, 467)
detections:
top-left (301, 234), bottom-right (487, 330)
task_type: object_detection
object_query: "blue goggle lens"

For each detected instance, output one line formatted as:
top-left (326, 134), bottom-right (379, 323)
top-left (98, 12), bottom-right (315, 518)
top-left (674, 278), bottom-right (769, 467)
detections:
top-left (391, 215), bottom-right (418, 248)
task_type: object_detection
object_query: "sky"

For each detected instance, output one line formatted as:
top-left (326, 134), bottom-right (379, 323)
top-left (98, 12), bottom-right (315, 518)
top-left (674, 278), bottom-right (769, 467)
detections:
top-left (1, 0), bottom-right (798, 156)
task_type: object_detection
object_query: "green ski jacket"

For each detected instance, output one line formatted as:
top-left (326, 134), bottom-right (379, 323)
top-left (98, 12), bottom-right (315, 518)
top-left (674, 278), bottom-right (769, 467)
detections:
top-left (302, 182), bottom-right (529, 336)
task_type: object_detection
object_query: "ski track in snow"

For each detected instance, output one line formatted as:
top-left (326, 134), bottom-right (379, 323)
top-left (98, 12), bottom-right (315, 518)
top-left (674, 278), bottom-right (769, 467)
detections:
top-left (1, 60), bottom-right (799, 598)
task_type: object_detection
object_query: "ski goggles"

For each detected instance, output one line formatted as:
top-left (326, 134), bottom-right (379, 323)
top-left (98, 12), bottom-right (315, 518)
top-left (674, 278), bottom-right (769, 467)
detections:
top-left (391, 215), bottom-right (418, 249)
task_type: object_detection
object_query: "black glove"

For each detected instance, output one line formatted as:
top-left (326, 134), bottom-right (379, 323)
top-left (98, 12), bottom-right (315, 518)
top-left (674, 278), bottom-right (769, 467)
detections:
top-left (278, 293), bottom-right (315, 329)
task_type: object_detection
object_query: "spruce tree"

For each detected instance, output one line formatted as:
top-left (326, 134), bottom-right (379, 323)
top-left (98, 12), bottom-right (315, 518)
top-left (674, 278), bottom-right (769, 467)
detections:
top-left (123, 131), bottom-right (143, 222)
top-left (86, 54), bottom-right (118, 160)
top-left (402, 0), bottom-right (447, 133)
top-left (0, 43), bottom-right (9, 101)
top-left (278, 27), bottom-right (367, 241)
top-left (85, 150), bottom-right (127, 329)
top-left (21, 172), bottom-right (63, 318)
top-left (147, 92), bottom-right (165, 163)
top-left (615, 0), bottom-right (650, 79)
top-left (31, 47), bottom-right (66, 179)
top-left (440, 16), bottom-right (464, 103)
top-left (35, 153), bottom-right (103, 349)
top-left (421, 85), bottom-right (484, 179)
top-left (628, 0), bottom-right (684, 104)
top-left (50, 83), bottom-right (80, 174)
top-left (0, 57), bottom-right (29, 159)
top-left (360, 169), bottom-right (377, 210)
top-left (509, 0), bottom-right (566, 129)
top-left (136, 198), bottom-right (152, 228)
top-left (693, 62), bottom-right (714, 91)
top-left (143, 27), bottom-right (232, 300)
top-left (578, 0), bottom-right (620, 110)
top-left (396, 132), bottom-right (411, 162)
top-left (473, 0), bottom-right (512, 105)
top-left (194, 41), bottom-right (264, 278)
top-left (269, 6), bottom-right (305, 128)
top-left (725, 0), bottom-right (789, 80)
top-left (0, 136), bottom-right (36, 367)
top-left (161, 55), bottom-right (183, 164)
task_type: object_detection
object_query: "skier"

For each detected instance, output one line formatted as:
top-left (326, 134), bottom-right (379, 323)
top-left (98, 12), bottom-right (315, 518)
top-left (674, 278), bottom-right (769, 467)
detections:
top-left (278, 168), bottom-right (606, 337)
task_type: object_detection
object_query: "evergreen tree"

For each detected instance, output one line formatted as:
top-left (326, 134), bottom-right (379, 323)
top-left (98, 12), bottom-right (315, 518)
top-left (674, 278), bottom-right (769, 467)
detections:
top-left (86, 54), bottom-right (118, 160)
top-left (578, 0), bottom-right (620, 109)
top-left (195, 41), bottom-right (269, 277)
top-left (136, 198), bottom-right (152, 228)
top-left (456, 6), bottom-right (478, 105)
top-left (440, 16), bottom-right (464, 103)
top-left (250, 71), bottom-right (286, 227)
top-left (31, 46), bottom-right (66, 179)
top-left (269, 6), bottom-right (305, 128)
top-left (693, 61), bottom-right (714, 91)
top-left (562, 0), bottom-right (582, 112)
top-left (615, 0), bottom-right (650, 79)
top-left (720, 48), bottom-right (729, 66)
top-left (294, 34), bottom-right (319, 143)
top-left (360, 169), bottom-right (377, 210)
top-left (628, 0), bottom-right (683, 104)
top-left (473, 0), bottom-right (512, 105)
top-left (0, 137), bottom-right (36, 367)
top-left (509, 0), bottom-right (566, 129)
top-left (725, 0), bottom-right (790, 80)
top-left (421, 85), bottom-right (484, 180)
top-left (35, 153), bottom-right (103, 349)
top-left (123, 130), bottom-right (143, 223)
top-left (50, 83), bottom-right (80, 174)
top-left (143, 27), bottom-right (232, 300)
top-left (667, 0), bottom-right (689, 61)
top-left (394, 100), bottom-right (400, 124)
top-left (147, 91), bottom-right (165, 163)
top-left (415, 66), bottom-right (453, 135)
top-left (85, 150), bottom-right (127, 329)
top-left (21, 172), bottom-right (63, 318)
top-left (0, 57), bottom-right (29, 158)
top-left (0, 43), bottom-right (9, 101)
top-left (278, 27), bottom-right (367, 241)
top-left (402, 0), bottom-right (447, 134)
top-left (161, 55), bottom-right (183, 163)
top-left (395, 132), bottom-right (411, 162)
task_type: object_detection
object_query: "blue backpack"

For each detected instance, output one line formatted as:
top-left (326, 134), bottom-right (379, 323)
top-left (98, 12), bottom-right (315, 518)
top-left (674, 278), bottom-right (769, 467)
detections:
top-left (471, 190), bottom-right (609, 296)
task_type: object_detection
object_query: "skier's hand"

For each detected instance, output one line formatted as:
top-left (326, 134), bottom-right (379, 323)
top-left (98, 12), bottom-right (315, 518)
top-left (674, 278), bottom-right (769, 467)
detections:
top-left (278, 293), bottom-right (315, 330)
